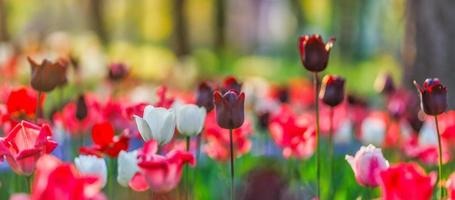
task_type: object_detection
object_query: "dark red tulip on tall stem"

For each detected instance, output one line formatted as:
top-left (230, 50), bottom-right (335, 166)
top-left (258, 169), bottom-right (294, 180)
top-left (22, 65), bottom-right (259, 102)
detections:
top-left (299, 34), bottom-right (335, 198)
top-left (414, 78), bottom-right (448, 199)
top-left (214, 89), bottom-right (245, 200)
top-left (320, 74), bottom-right (345, 196)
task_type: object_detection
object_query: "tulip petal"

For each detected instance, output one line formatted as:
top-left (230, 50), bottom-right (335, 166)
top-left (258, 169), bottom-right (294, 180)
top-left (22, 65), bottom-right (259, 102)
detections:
top-left (129, 172), bottom-right (149, 192)
top-left (134, 116), bottom-right (152, 141)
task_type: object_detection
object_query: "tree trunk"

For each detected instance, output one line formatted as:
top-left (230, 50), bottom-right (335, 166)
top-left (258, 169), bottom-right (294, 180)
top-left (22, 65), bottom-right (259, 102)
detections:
top-left (172, 0), bottom-right (190, 59)
top-left (0, 0), bottom-right (9, 42)
top-left (88, 0), bottom-right (108, 45)
top-left (404, 0), bottom-right (455, 109)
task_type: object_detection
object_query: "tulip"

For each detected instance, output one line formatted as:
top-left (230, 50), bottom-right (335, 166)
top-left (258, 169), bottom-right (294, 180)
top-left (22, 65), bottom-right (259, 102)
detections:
top-left (345, 144), bottom-right (389, 187)
top-left (0, 121), bottom-right (57, 175)
top-left (360, 114), bottom-right (386, 146)
top-left (117, 150), bottom-right (139, 187)
top-left (379, 163), bottom-right (436, 200)
top-left (414, 78), bottom-right (448, 199)
top-left (28, 57), bottom-right (68, 92)
top-left (74, 155), bottom-right (108, 187)
top-left (320, 75), bottom-right (345, 107)
top-left (32, 155), bottom-right (105, 200)
top-left (414, 78), bottom-right (447, 116)
top-left (107, 62), bottom-right (129, 82)
top-left (75, 94), bottom-right (88, 121)
top-left (176, 104), bottom-right (206, 136)
top-left (134, 105), bottom-right (176, 144)
top-left (374, 72), bottom-right (395, 95)
top-left (446, 172), bottom-right (455, 199)
top-left (7, 87), bottom-right (43, 119)
top-left (298, 34), bottom-right (335, 72)
top-left (80, 122), bottom-right (130, 158)
top-left (213, 90), bottom-right (245, 129)
top-left (196, 81), bottom-right (214, 112)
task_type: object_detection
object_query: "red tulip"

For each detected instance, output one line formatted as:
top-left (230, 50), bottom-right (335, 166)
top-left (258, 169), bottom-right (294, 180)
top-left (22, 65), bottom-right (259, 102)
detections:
top-left (154, 86), bottom-right (175, 109)
top-left (268, 105), bottom-right (316, 159)
top-left (0, 121), bottom-right (57, 175)
top-left (7, 87), bottom-right (44, 119)
top-left (414, 78), bottom-right (448, 116)
top-left (80, 121), bottom-right (129, 158)
top-left (203, 112), bottom-right (253, 161)
top-left (379, 163), bottom-right (436, 200)
top-left (298, 34), bottom-right (335, 72)
top-left (31, 155), bottom-right (105, 200)
top-left (213, 90), bottom-right (245, 129)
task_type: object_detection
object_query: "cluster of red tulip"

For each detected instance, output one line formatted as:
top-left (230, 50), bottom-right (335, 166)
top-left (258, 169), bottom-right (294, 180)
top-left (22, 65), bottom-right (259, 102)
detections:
top-left (0, 33), bottom-right (453, 200)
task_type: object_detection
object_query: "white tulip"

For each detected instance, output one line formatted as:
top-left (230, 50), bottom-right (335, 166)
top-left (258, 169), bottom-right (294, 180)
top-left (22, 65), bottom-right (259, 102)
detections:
top-left (360, 117), bottom-right (385, 146)
top-left (117, 150), bottom-right (139, 187)
top-left (419, 121), bottom-right (438, 147)
top-left (74, 155), bottom-right (107, 187)
top-left (334, 120), bottom-right (353, 144)
top-left (134, 105), bottom-right (176, 144)
top-left (176, 104), bottom-right (206, 136)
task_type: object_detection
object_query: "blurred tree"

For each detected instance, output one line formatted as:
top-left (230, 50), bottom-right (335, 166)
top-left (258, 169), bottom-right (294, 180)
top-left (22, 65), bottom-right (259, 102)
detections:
top-left (87, 0), bottom-right (108, 44)
top-left (172, 0), bottom-right (190, 58)
top-left (0, 0), bottom-right (8, 41)
top-left (214, 0), bottom-right (226, 53)
top-left (404, 0), bottom-right (455, 108)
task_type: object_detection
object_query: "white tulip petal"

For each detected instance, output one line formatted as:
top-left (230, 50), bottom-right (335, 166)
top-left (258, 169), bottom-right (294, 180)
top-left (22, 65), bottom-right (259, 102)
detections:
top-left (134, 115), bottom-right (152, 141)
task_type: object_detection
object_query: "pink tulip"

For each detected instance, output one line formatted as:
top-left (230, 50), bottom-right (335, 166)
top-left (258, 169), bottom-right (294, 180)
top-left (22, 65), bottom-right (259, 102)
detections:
top-left (345, 144), bottom-right (389, 187)
top-left (446, 171), bottom-right (455, 200)
top-left (0, 120), bottom-right (57, 175)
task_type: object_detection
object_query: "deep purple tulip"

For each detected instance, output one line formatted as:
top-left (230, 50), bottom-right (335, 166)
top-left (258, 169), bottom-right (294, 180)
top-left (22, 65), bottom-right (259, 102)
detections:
top-left (374, 72), bottom-right (395, 95)
top-left (222, 76), bottom-right (242, 92)
top-left (108, 62), bottom-right (129, 82)
top-left (213, 90), bottom-right (245, 129)
top-left (298, 34), bottom-right (335, 72)
top-left (75, 94), bottom-right (88, 121)
top-left (196, 82), bottom-right (214, 112)
top-left (320, 75), bottom-right (345, 107)
top-left (414, 78), bottom-right (448, 116)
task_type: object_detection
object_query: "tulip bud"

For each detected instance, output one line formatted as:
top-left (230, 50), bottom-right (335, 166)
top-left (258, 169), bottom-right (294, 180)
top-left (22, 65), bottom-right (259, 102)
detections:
top-left (319, 75), bottom-right (345, 107)
top-left (134, 105), bottom-right (176, 144)
top-left (74, 155), bottom-right (108, 187)
top-left (213, 90), bottom-right (245, 129)
top-left (176, 104), bottom-right (206, 136)
top-left (374, 72), bottom-right (395, 95)
top-left (196, 82), bottom-right (214, 112)
top-left (28, 57), bottom-right (68, 92)
top-left (117, 150), bottom-right (139, 187)
top-left (298, 34), bottom-right (335, 72)
top-left (413, 78), bottom-right (447, 116)
top-left (345, 144), bottom-right (389, 187)
top-left (75, 94), bottom-right (88, 121)
top-left (108, 62), bottom-right (129, 82)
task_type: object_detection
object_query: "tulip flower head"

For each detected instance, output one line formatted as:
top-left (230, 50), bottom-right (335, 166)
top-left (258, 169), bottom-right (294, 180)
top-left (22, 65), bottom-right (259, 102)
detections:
top-left (298, 34), bottom-right (335, 72)
top-left (414, 78), bottom-right (448, 116)
top-left (107, 62), bottom-right (129, 82)
top-left (28, 57), bottom-right (68, 92)
top-left (345, 144), bottom-right (389, 187)
top-left (374, 72), bottom-right (395, 95)
top-left (196, 81), bottom-right (214, 112)
top-left (134, 105), bottom-right (176, 144)
top-left (320, 75), bottom-right (345, 107)
top-left (75, 94), bottom-right (88, 121)
top-left (74, 155), bottom-right (108, 187)
top-left (222, 76), bottom-right (242, 92)
top-left (379, 163), bottom-right (436, 200)
top-left (213, 90), bottom-right (245, 129)
top-left (0, 121), bottom-right (57, 175)
top-left (117, 150), bottom-right (139, 187)
top-left (7, 87), bottom-right (43, 119)
top-left (176, 104), bottom-right (206, 136)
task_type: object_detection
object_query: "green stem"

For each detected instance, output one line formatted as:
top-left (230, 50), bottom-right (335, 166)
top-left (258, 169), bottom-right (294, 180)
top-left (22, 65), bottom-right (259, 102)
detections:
top-left (35, 91), bottom-right (42, 123)
top-left (25, 175), bottom-right (32, 193)
top-left (313, 72), bottom-right (320, 198)
top-left (435, 115), bottom-right (444, 199)
top-left (328, 107), bottom-right (334, 198)
top-left (185, 136), bottom-right (190, 200)
top-left (229, 128), bottom-right (235, 200)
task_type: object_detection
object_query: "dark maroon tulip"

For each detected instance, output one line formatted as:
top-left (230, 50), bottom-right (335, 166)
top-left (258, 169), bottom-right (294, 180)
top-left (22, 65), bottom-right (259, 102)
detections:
top-left (298, 34), bottom-right (335, 72)
top-left (257, 111), bottom-right (270, 131)
top-left (319, 75), bottom-right (345, 107)
top-left (213, 90), bottom-right (245, 129)
top-left (196, 81), bottom-right (214, 112)
top-left (108, 62), bottom-right (129, 81)
top-left (75, 94), bottom-right (88, 121)
top-left (375, 72), bottom-right (395, 95)
top-left (414, 78), bottom-right (447, 116)
top-left (223, 76), bottom-right (242, 92)
top-left (28, 57), bottom-right (68, 92)
top-left (276, 87), bottom-right (289, 103)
